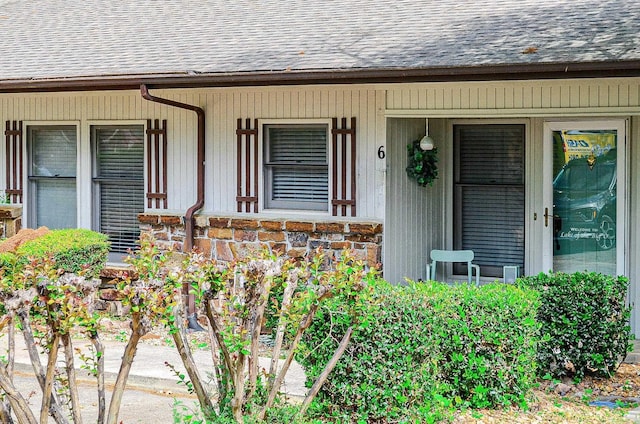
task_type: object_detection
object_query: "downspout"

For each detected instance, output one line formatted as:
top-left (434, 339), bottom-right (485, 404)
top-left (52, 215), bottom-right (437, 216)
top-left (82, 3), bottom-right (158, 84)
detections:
top-left (140, 84), bottom-right (205, 253)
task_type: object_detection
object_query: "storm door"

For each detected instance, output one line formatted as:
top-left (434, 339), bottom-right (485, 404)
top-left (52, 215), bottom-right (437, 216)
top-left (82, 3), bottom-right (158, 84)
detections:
top-left (542, 120), bottom-right (626, 275)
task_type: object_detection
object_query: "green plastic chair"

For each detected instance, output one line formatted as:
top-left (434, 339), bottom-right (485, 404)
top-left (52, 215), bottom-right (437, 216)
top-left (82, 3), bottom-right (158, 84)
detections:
top-left (427, 249), bottom-right (480, 285)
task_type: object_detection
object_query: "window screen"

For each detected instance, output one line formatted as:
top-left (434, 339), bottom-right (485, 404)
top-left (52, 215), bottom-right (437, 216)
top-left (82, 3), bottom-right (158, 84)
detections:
top-left (93, 126), bottom-right (144, 257)
top-left (28, 126), bottom-right (77, 229)
top-left (454, 124), bottom-right (525, 277)
top-left (264, 125), bottom-right (328, 211)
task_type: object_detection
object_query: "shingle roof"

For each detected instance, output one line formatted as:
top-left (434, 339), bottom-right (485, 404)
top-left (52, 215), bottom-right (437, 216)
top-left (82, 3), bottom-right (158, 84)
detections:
top-left (1, 0), bottom-right (639, 85)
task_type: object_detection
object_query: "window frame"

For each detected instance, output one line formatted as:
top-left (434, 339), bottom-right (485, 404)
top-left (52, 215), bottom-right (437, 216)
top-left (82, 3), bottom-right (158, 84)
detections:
top-left (90, 123), bottom-right (146, 261)
top-left (25, 122), bottom-right (79, 229)
top-left (260, 120), bottom-right (332, 214)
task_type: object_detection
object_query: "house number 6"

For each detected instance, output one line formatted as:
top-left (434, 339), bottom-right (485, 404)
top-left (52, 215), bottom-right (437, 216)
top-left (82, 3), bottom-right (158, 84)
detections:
top-left (377, 146), bottom-right (386, 159)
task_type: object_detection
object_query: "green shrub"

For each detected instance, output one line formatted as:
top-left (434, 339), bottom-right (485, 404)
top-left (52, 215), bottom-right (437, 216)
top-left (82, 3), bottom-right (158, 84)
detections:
top-left (300, 280), bottom-right (445, 423)
top-left (15, 229), bottom-right (110, 278)
top-left (299, 280), bottom-right (540, 421)
top-left (431, 283), bottom-right (540, 409)
top-left (517, 271), bottom-right (632, 379)
top-left (0, 251), bottom-right (16, 274)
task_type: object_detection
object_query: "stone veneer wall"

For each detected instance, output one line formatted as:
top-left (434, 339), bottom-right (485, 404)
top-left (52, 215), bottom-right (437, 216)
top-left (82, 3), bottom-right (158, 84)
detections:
top-left (138, 214), bottom-right (383, 268)
top-left (0, 205), bottom-right (22, 239)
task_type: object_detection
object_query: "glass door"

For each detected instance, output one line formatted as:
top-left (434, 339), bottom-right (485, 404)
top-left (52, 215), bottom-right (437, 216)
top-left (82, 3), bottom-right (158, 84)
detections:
top-left (542, 120), bottom-right (626, 275)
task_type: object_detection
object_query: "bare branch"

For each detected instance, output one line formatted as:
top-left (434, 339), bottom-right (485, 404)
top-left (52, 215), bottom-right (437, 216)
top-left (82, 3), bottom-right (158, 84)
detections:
top-left (0, 364), bottom-right (37, 424)
top-left (268, 270), bottom-right (299, 381)
top-left (90, 334), bottom-right (106, 424)
top-left (40, 335), bottom-right (60, 424)
top-left (62, 334), bottom-right (83, 424)
top-left (299, 327), bottom-right (353, 416)
top-left (17, 313), bottom-right (69, 424)
top-left (106, 318), bottom-right (143, 424)
top-left (171, 305), bottom-right (216, 417)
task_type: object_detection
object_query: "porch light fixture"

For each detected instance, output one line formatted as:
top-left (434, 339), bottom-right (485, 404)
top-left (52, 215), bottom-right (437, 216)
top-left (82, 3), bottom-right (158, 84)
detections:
top-left (419, 134), bottom-right (435, 151)
top-left (420, 118), bottom-right (435, 150)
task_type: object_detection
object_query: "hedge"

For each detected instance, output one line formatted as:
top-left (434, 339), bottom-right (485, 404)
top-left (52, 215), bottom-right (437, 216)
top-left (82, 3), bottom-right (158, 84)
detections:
top-left (518, 271), bottom-right (632, 378)
top-left (7, 229), bottom-right (110, 278)
top-left (0, 252), bottom-right (14, 272)
top-left (299, 280), bottom-right (540, 422)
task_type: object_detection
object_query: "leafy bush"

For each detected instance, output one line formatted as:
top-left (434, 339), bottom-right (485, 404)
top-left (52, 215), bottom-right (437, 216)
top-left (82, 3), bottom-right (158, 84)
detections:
top-left (0, 251), bottom-right (16, 273)
top-left (431, 283), bottom-right (540, 409)
top-left (299, 280), bottom-right (540, 421)
top-left (15, 229), bottom-right (109, 278)
top-left (518, 271), bottom-right (632, 378)
top-left (300, 280), bottom-right (445, 423)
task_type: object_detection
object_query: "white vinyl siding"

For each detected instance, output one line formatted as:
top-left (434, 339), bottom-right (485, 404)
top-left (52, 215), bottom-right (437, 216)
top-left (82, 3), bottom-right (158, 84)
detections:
top-left (92, 125), bottom-right (144, 257)
top-left (384, 118), bottom-right (438, 283)
top-left (386, 79), bottom-right (640, 114)
top-left (28, 126), bottom-right (77, 229)
top-left (454, 124), bottom-right (525, 277)
top-left (264, 124), bottom-right (329, 211)
top-left (0, 87), bottom-right (386, 219)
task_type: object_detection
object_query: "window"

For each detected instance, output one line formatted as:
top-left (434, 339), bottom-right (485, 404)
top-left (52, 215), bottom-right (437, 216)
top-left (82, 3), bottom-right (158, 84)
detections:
top-left (92, 125), bottom-right (144, 260)
top-left (263, 124), bottom-right (329, 211)
top-left (28, 126), bottom-right (77, 229)
top-left (454, 124), bottom-right (525, 278)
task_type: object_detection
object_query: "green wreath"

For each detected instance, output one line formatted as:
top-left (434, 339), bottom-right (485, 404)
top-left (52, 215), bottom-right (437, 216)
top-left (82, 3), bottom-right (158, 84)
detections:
top-left (406, 139), bottom-right (438, 187)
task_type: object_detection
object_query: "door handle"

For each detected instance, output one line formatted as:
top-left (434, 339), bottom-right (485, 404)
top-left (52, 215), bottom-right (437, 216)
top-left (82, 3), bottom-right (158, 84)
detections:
top-left (544, 207), bottom-right (550, 227)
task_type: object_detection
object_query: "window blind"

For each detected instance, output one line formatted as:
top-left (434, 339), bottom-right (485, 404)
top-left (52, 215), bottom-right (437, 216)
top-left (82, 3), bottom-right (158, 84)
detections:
top-left (31, 127), bottom-right (76, 177)
top-left (34, 179), bottom-right (77, 229)
top-left (94, 126), bottom-right (144, 255)
top-left (28, 126), bottom-right (77, 229)
top-left (454, 124), bottom-right (525, 277)
top-left (265, 125), bottom-right (328, 211)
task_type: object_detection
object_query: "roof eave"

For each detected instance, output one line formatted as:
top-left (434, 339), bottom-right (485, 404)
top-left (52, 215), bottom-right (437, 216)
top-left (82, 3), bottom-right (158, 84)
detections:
top-left (1, 60), bottom-right (640, 93)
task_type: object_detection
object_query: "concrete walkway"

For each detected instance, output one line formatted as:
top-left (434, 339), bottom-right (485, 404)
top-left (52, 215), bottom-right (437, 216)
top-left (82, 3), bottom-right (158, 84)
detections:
top-left (0, 331), bottom-right (307, 422)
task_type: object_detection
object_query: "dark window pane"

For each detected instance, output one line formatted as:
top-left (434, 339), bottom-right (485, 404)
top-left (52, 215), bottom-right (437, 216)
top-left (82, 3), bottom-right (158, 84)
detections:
top-left (454, 124), bottom-right (525, 278)
top-left (264, 125), bottom-right (328, 211)
top-left (93, 126), bottom-right (144, 256)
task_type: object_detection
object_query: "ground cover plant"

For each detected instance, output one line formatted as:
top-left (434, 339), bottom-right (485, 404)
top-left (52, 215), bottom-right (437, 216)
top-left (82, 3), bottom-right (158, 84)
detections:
top-left (300, 280), bottom-right (541, 423)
